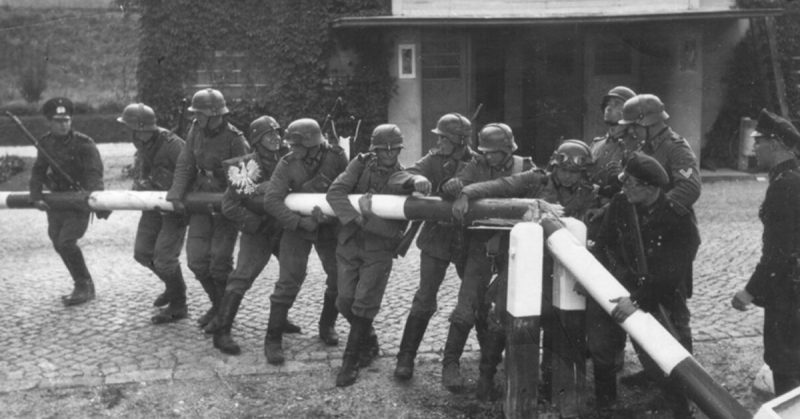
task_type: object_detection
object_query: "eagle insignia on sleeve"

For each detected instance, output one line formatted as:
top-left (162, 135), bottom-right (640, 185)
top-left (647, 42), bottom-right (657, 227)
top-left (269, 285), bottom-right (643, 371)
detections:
top-left (227, 159), bottom-right (262, 195)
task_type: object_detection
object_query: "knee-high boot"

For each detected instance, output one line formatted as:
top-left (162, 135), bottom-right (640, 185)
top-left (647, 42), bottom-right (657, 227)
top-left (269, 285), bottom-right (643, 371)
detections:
top-left (213, 291), bottom-right (244, 355)
top-left (442, 321), bottom-right (471, 393)
top-left (264, 303), bottom-right (288, 365)
top-left (318, 293), bottom-right (339, 346)
top-left (394, 314), bottom-right (430, 380)
top-left (336, 315), bottom-right (371, 387)
top-left (476, 329), bottom-right (505, 401)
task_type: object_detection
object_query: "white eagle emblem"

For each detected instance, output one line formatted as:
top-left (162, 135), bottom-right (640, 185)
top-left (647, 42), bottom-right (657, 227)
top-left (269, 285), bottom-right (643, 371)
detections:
top-left (227, 159), bottom-right (262, 195)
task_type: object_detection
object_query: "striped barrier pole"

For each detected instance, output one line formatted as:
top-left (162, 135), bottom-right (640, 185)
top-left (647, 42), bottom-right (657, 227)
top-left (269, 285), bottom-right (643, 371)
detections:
top-left (549, 218), bottom-right (587, 418)
top-left (541, 219), bottom-right (750, 419)
top-left (504, 222), bottom-right (544, 419)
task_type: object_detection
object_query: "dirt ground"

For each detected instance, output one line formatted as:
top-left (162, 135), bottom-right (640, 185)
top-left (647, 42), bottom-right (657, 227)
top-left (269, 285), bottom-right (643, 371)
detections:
top-left (0, 149), bottom-right (777, 418)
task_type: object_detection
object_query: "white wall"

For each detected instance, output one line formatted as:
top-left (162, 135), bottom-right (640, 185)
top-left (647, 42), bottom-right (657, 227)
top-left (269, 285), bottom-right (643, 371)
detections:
top-left (387, 29), bottom-right (424, 166)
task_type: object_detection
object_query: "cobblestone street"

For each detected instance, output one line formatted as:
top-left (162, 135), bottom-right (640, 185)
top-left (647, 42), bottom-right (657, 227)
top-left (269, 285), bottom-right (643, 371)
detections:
top-left (0, 166), bottom-right (769, 408)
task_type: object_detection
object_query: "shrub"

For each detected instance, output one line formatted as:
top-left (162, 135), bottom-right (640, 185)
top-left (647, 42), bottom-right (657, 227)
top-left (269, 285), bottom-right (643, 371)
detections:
top-left (0, 155), bottom-right (25, 184)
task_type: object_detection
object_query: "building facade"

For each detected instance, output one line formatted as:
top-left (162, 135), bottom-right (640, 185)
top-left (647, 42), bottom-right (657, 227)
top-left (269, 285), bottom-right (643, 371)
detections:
top-left (334, 0), bottom-right (779, 166)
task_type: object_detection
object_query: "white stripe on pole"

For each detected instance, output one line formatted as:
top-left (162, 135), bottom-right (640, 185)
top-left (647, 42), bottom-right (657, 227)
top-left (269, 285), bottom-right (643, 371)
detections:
top-left (0, 192), bottom-right (9, 209)
top-left (507, 222), bottom-right (543, 317)
top-left (546, 228), bottom-right (690, 374)
top-left (359, 194), bottom-right (412, 220)
top-left (88, 191), bottom-right (174, 211)
top-left (552, 217), bottom-right (586, 311)
top-left (285, 193), bottom-right (410, 219)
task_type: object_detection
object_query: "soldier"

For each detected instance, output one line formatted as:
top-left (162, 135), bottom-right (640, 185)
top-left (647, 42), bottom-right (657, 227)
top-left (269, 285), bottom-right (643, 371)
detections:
top-left (30, 97), bottom-right (109, 306)
top-left (326, 124), bottom-right (408, 387)
top-left (439, 123), bottom-right (533, 393)
top-left (591, 152), bottom-right (699, 418)
top-left (205, 115), bottom-right (300, 355)
top-left (451, 139), bottom-right (594, 400)
top-left (166, 88), bottom-right (249, 328)
top-left (262, 118), bottom-right (348, 365)
top-left (389, 113), bottom-right (477, 381)
top-left (117, 103), bottom-right (188, 324)
top-left (732, 109), bottom-right (800, 396)
top-left (588, 86), bottom-right (638, 202)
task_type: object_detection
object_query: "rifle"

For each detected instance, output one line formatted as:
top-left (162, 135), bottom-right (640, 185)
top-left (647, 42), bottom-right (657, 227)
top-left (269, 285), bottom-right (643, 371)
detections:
top-left (626, 201), bottom-right (680, 338)
top-left (173, 98), bottom-right (189, 137)
top-left (5, 111), bottom-right (84, 192)
top-left (393, 103), bottom-right (485, 257)
top-left (321, 97), bottom-right (343, 143)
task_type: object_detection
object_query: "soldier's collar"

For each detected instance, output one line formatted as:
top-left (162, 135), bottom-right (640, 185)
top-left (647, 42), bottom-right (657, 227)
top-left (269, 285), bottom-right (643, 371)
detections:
top-left (769, 158), bottom-right (799, 183)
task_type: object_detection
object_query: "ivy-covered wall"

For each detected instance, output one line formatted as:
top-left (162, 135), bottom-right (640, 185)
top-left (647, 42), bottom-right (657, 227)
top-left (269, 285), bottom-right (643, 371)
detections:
top-left (132, 0), bottom-right (392, 151)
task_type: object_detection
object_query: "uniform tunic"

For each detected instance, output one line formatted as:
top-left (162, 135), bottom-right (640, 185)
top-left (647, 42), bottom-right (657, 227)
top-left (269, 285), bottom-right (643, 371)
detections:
top-left (745, 158), bottom-right (800, 387)
top-left (326, 153), bottom-right (407, 319)
top-left (132, 128), bottom-right (186, 280)
top-left (29, 130), bottom-right (104, 282)
top-left (387, 148), bottom-right (477, 319)
top-left (221, 146), bottom-right (289, 294)
top-left (264, 142), bottom-right (348, 307)
top-left (166, 121), bottom-right (249, 284)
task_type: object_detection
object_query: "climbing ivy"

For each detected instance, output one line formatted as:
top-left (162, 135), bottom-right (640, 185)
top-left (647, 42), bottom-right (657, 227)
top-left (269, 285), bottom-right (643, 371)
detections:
top-left (128, 0), bottom-right (392, 146)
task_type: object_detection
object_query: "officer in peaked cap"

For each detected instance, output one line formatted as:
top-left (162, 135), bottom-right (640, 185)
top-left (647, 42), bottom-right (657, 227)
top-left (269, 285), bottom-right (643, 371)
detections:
top-left (30, 97), bottom-right (108, 307)
top-left (752, 108), bottom-right (800, 149)
top-left (733, 109), bottom-right (800, 396)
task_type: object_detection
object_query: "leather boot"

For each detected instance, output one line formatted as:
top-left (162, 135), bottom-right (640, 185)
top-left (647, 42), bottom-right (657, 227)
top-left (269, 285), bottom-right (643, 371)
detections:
top-left (284, 319), bottom-right (302, 334)
top-left (154, 268), bottom-right (186, 307)
top-left (336, 315), bottom-right (371, 387)
top-left (213, 291), bottom-right (244, 355)
top-left (196, 278), bottom-right (219, 327)
top-left (476, 330), bottom-right (505, 401)
top-left (594, 364), bottom-right (618, 417)
top-left (153, 292), bottom-right (170, 308)
top-left (394, 314), bottom-right (430, 380)
top-left (442, 321), bottom-right (471, 393)
top-left (358, 325), bottom-right (379, 368)
top-left (318, 294), bottom-right (339, 346)
top-left (152, 270), bottom-right (187, 323)
top-left (62, 278), bottom-right (95, 306)
top-left (264, 303), bottom-right (288, 365)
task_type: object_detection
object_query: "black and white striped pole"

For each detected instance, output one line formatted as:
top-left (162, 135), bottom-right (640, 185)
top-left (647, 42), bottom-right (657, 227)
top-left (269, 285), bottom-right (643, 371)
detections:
top-left (540, 217), bottom-right (750, 419)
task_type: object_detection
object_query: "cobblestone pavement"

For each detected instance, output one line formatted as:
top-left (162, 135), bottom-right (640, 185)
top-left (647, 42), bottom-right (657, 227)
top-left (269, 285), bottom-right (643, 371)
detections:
top-left (0, 169), bottom-right (768, 396)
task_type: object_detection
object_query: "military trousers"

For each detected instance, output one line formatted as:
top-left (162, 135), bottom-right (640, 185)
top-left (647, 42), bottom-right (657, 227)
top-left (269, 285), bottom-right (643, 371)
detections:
top-left (46, 209), bottom-right (91, 281)
top-left (764, 304), bottom-right (800, 391)
top-left (407, 251), bottom-right (464, 320)
top-left (449, 236), bottom-right (494, 327)
top-left (186, 213), bottom-right (238, 283)
top-left (335, 239), bottom-right (394, 320)
top-left (226, 230), bottom-right (280, 294)
top-left (134, 210), bottom-right (186, 278)
top-left (269, 228), bottom-right (338, 308)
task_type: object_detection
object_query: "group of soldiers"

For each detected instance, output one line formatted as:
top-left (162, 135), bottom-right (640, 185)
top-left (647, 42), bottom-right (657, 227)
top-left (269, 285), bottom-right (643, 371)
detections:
top-left (26, 83), bottom-right (800, 418)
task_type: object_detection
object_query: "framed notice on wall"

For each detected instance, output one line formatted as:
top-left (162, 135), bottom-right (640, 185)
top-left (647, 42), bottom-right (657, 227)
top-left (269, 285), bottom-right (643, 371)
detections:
top-left (398, 44), bottom-right (416, 79)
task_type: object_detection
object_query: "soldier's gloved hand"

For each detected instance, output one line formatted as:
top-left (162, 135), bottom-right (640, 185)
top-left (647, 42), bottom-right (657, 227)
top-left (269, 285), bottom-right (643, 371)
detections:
top-left (412, 176), bottom-right (432, 196)
top-left (451, 194), bottom-right (470, 223)
top-left (32, 199), bottom-right (50, 212)
top-left (731, 289), bottom-right (753, 311)
top-left (297, 216), bottom-right (319, 232)
top-left (311, 205), bottom-right (334, 224)
top-left (441, 178), bottom-right (463, 198)
top-left (169, 200), bottom-right (187, 216)
top-left (358, 193), bottom-right (373, 216)
top-left (610, 296), bottom-right (638, 323)
top-left (95, 210), bottom-right (112, 220)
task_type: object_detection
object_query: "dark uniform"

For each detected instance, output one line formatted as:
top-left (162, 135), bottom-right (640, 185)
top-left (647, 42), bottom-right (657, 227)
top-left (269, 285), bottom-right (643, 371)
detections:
top-left (640, 127), bottom-right (701, 216)
top-left (30, 98), bottom-right (105, 306)
top-left (131, 128), bottom-right (187, 321)
top-left (745, 158), bottom-right (800, 394)
top-left (264, 141), bottom-right (348, 331)
top-left (589, 132), bottom-right (640, 200)
top-left (591, 153), bottom-right (699, 417)
top-left (166, 119), bottom-right (249, 320)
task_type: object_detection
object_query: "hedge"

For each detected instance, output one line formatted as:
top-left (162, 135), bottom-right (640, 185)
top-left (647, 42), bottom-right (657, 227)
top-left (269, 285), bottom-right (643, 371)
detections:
top-left (0, 114), bottom-right (130, 146)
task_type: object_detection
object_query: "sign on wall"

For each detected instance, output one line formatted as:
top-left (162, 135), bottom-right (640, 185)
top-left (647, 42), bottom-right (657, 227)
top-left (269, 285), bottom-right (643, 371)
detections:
top-left (398, 44), bottom-right (416, 79)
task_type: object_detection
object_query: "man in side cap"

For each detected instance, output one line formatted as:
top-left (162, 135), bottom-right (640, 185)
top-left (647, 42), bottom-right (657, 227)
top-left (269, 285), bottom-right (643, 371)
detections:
top-left (30, 97), bottom-right (108, 306)
top-left (589, 152), bottom-right (700, 418)
top-left (731, 108), bottom-right (800, 396)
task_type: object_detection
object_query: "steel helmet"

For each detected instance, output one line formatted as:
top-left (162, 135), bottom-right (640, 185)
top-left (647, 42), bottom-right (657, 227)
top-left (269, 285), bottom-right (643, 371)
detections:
top-left (187, 88), bottom-right (229, 116)
top-left (618, 94), bottom-right (669, 127)
top-left (478, 123), bottom-right (517, 153)
top-left (600, 86), bottom-right (636, 111)
top-left (370, 124), bottom-right (404, 151)
top-left (117, 103), bottom-right (157, 131)
top-left (284, 118), bottom-right (324, 147)
top-left (548, 139), bottom-right (592, 171)
top-left (248, 115), bottom-right (281, 145)
top-left (431, 113), bottom-right (472, 142)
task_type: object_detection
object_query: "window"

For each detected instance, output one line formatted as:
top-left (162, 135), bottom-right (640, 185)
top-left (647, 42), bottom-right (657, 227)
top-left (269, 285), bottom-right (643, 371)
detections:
top-left (422, 40), bottom-right (461, 80)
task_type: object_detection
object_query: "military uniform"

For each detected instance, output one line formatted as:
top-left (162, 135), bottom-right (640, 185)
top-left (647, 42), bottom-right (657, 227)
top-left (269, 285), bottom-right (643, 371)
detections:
top-left (166, 120), bottom-right (249, 318)
top-left (327, 152), bottom-right (406, 320)
top-left (30, 128), bottom-right (104, 303)
top-left (589, 132), bottom-right (640, 200)
top-left (222, 147), bottom-right (288, 295)
top-left (745, 158), bottom-right (800, 394)
top-left (264, 141), bottom-right (348, 320)
top-left (591, 181), bottom-right (699, 417)
top-left (131, 128), bottom-right (187, 318)
top-left (640, 127), bottom-right (701, 216)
